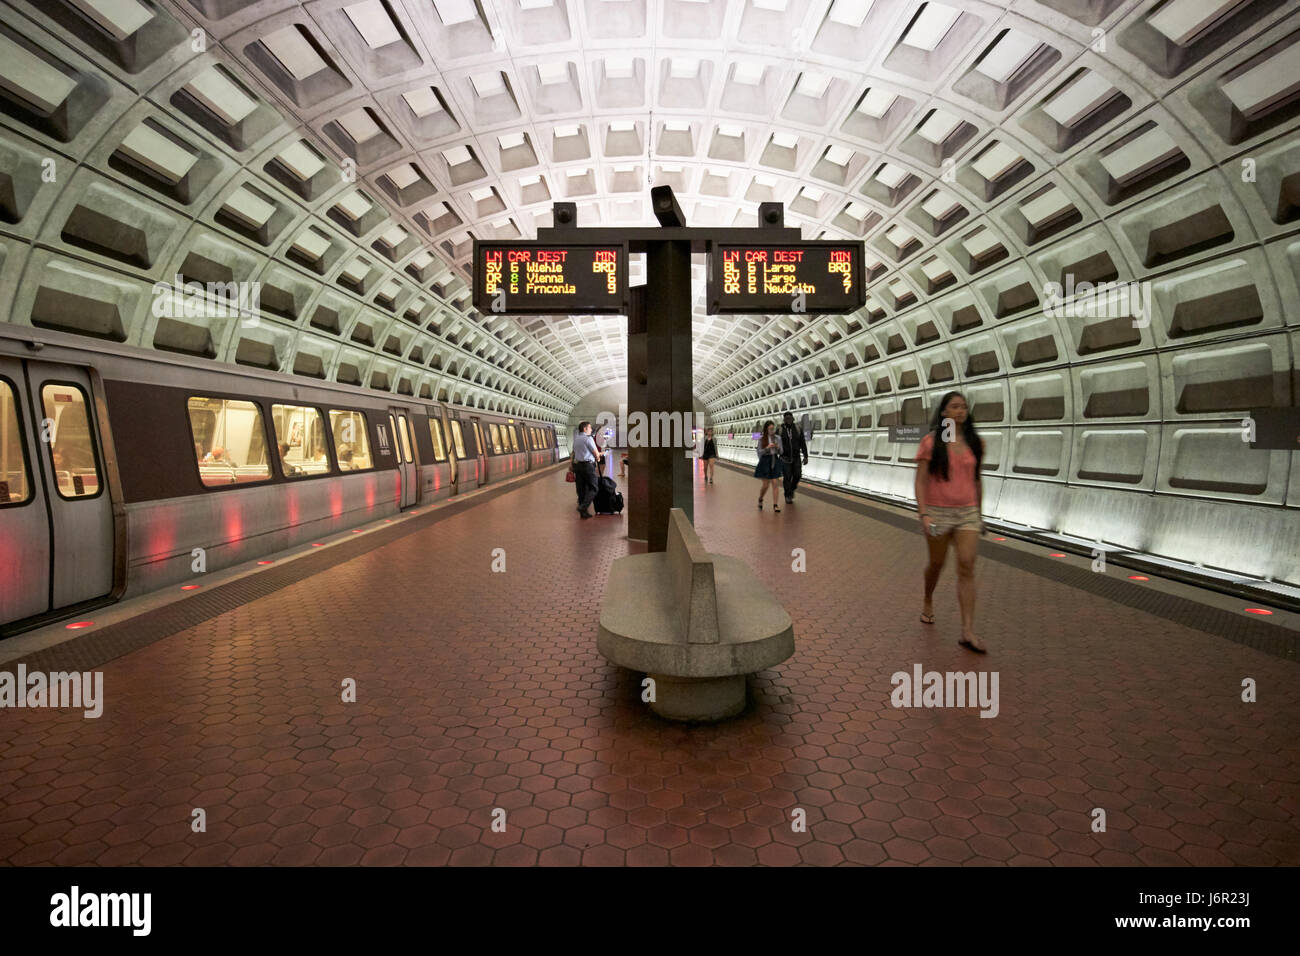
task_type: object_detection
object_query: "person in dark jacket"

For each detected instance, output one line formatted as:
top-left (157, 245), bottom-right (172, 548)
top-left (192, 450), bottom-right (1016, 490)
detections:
top-left (777, 411), bottom-right (808, 503)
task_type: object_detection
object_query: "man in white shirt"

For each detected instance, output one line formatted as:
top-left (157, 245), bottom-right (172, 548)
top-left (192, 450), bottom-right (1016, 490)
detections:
top-left (570, 421), bottom-right (601, 519)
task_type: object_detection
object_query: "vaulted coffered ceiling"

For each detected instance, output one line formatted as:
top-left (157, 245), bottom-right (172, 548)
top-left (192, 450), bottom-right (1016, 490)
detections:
top-left (1, 0), bottom-right (1297, 437)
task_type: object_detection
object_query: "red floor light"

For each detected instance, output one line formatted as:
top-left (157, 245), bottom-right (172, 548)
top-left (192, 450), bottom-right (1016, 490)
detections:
top-left (351, 529), bottom-right (363, 533)
top-left (311, 543), bottom-right (324, 547)
top-left (181, 584), bottom-right (201, 591)
top-left (1050, 552), bottom-right (1066, 557)
top-left (993, 536), bottom-right (1006, 541)
top-left (1128, 575), bottom-right (1149, 581)
top-left (65, 621), bottom-right (93, 629)
top-left (1245, 608), bottom-right (1273, 615)
top-left (257, 560), bottom-right (273, 565)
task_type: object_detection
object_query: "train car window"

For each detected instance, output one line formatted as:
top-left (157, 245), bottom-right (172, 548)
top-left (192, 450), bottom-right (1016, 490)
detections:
top-left (398, 415), bottom-right (414, 463)
top-left (449, 419), bottom-right (467, 459)
top-left (328, 409), bottom-right (373, 471)
top-left (42, 383), bottom-right (103, 500)
top-left (428, 419), bottom-right (447, 461)
top-left (0, 379), bottom-right (31, 504)
top-left (387, 414), bottom-right (402, 462)
top-left (188, 396), bottom-right (271, 487)
top-left (488, 423), bottom-right (503, 455)
top-left (272, 404), bottom-right (332, 479)
top-left (507, 426), bottom-right (519, 453)
top-left (311, 414), bottom-right (328, 466)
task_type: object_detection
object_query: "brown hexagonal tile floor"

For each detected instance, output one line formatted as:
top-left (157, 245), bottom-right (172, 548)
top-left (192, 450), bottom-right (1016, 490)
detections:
top-left (2, 462), bottom-right (1298, 866)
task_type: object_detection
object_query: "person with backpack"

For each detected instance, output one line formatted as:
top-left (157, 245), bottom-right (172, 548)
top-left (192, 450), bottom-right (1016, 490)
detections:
top-left (570, 421), bottom-right (600, 519)
top-left (577, 426), bottom-right (623, 516)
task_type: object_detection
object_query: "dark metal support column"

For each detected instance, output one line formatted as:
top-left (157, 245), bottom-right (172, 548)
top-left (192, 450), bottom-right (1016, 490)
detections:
top-left (644, 240), bottom-right (693, 552)
top-left (625, 286), bottom-right (649, 545)
top-left (528, 194), bottom-right (844, 552)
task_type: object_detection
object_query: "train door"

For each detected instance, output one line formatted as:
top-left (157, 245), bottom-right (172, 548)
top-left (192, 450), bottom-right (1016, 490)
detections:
top-left (433, 412), bottom-right (457, 496)
top-left (388, 406), bottom-right (418, 508)
top-left (516, 424), bottom-right (529, 472)
top-left (0, 358), bottom-right (115, 630)
top-left (522, 425), bottom-right (533, 471)
top-left (448, 417), bottom-right (471, 490)
top-left (469, 417), bottom-right (488, 486)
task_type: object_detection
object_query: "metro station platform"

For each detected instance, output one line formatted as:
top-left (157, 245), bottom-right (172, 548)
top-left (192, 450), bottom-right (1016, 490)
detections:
top-left (2, 462), bottom-right (1298, 868)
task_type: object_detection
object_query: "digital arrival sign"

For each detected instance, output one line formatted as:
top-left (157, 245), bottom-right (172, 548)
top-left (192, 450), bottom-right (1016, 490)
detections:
top-left (707, 241), bottom-right (866, 315)
top-left (473, 240), bottom-right (628, 314)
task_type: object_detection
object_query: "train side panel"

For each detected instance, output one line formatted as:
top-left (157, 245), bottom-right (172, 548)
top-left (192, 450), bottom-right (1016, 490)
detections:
top-left (123, 471), bottom-right (402, 596)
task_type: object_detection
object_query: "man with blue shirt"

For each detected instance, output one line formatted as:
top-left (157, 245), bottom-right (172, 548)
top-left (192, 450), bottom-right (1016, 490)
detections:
top-left (570, 421), bottom-right (601, 519)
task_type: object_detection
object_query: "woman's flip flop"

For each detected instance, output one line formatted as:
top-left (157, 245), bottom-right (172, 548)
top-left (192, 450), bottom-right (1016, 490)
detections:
top-left (920, 612), bottom-right (934, 624)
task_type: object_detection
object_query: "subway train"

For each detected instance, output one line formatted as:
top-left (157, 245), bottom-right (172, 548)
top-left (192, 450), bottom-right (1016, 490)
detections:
top-left (0, 324), bottom-right (560, 637)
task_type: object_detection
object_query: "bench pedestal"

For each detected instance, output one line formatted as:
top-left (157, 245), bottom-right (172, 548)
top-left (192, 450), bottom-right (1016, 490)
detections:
top-left (598, 509), bottom-right (794, 722)
top-left (647, 674), bottom-right (747, 722)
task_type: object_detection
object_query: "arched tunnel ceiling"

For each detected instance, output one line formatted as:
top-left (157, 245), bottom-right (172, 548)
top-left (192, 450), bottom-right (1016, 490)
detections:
top-left (0, 0), bottom-right (1297, 443)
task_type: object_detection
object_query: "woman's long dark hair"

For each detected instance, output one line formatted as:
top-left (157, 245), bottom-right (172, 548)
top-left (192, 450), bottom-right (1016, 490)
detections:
top-left (760, 421), bottom-right (776, 448)
top-left (927, 391), bottom-right (982, 482)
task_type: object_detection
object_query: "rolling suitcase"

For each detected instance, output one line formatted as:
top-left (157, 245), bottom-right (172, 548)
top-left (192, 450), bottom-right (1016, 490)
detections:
top-left (594, 475), bottom-right (624, 515)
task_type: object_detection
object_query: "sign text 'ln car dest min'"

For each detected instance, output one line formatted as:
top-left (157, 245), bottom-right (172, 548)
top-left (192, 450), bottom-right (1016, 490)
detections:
top-left (473, 240), bottom-right (629, 314)
top-left (706, 241), bottom-right (866, 315)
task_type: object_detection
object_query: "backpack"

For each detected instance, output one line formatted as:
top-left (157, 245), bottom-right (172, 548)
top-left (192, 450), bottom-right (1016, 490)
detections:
top-left (594, 475), bottom-right (624, 515)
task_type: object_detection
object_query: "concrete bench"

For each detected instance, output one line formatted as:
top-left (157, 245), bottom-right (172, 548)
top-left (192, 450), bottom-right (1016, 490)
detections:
top-left (597, 509), bottom-right (794, 721)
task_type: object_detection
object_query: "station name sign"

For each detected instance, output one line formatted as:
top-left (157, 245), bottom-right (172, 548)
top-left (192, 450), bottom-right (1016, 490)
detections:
top-left (707, 241), bottom-right (865, 315)
top-left (888, 425), bottom-right (926, 443)
top-left (473, 241), bottom-right (628, 314)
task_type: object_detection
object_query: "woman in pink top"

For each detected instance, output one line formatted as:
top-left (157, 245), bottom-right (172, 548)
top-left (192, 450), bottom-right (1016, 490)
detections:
top-left (914, 391), bottom-right (986, 653)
